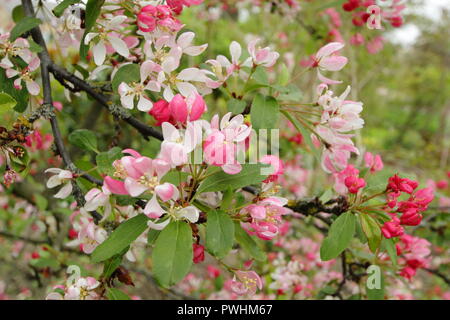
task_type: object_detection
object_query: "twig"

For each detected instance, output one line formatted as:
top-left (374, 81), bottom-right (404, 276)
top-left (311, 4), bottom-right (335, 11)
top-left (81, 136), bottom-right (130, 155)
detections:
top-left (21, 0), bottom-right (102, 223)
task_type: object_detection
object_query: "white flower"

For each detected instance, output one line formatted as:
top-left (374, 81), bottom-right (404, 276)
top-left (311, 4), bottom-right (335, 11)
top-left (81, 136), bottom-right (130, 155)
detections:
top-left (147, 205), bottom-right (200, 230)
top-left (118, 61), bottom-right (161, 111)
top-left (84, 15), bottom-right (130, 66)
top-left (45, 168), bottom-right (73, 199)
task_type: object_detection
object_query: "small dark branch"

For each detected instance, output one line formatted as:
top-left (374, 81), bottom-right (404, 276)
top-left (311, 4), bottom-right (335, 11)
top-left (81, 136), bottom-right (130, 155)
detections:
top-left (287, 196), bottom-right (349, 226)
top-left (48, 64), bottom-right (163, 141)
top-left (22, 0), bottom-right (102, 222)
top-left (424, 268), bottom-right (450, 286)
top-left (332, 252), bottom-right (347, 299)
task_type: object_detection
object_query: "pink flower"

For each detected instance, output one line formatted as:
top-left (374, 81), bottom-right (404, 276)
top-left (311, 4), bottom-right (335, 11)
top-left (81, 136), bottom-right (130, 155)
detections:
top-left (240, 197), bottom-right (290, 240)
top-left (344, 175), bottom-right (366, 194)
top-left (260, 155), bottom-right (284, 183)
top-left (149, 99), bottom-right (172, 126)
top-left (350, 33), bottom-right (364, 46)
top-left (159, 121), bottom-right (203, 167)
top-left (203, 113), bottom-right (252, 174)
top-left (381, 216), bottom-right (404, 239)
top-left (313, 42), bottom-right (348, 84)
top-left (230, 270), bottom-right (263, 296)
top-left (193, 244), bottom-right (205, 264)
top-left (207, 265), bottom-right (221, 278)
top-left (333, 164), bottom-right (359, 194)
top-left (247, 38), bottom-right (280, 67)
top-left (137, 5), bottom-right (182, 33)
top-left (364, 152), bottom-right (383, 173)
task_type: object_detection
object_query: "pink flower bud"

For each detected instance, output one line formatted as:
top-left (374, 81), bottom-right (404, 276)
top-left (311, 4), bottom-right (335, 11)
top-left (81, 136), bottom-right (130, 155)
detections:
top-left (169, 94), bottom-right (188, 123)
top-left (193, 244), bottom-right (205, 264)
top-left (189, 94), bottom-right (206, 121)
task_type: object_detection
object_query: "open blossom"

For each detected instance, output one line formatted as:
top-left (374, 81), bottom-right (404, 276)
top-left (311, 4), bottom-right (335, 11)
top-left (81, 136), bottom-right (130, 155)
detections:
top-left (159, 121), bottom-right (203, 167)
top-left (106, 149), bottom-right (178, 218)
top-left (45, 168), bottom-right (73, 199)
top-left (84, 15), bottom-right (130, 66)
top-left (5, 56), bottom-right (40, 95)
top-left (158, 52), bottom-right (211, 101)
top-left (206, 41), bottom-right (252, 87)
top-left (203, 112), bottom-right (252, 174)
top-left (47, 277), bottom-right (100, 300)
top-left (316, 125), bottom-right (359, 173)
top-left (230, 270), bottom-right (263, 296)
top-left (364, 152), bottom-right (383, 173)
top-left (0, 34), bottom-right (32, 68)
top-left (397, 234), bottom-right (431, 280)
top-left (118, 61), bottom-right (161, 111)
top-left (240, 197), bottom-right (290, 240)
top-left (313, 42), bottom-right (348, 84)
top-left (260, 155), bottom-right (284, 183)
top-left (84, 185), bottom-right (112, 221)
top-left (318, 85), bottom-right (364, 132)
top-left (247, 38), bottom-right (280, 67)
top-left (147, 205), bottom-right (200, 230)
top-left (66, 209), bottom-right (107, 254)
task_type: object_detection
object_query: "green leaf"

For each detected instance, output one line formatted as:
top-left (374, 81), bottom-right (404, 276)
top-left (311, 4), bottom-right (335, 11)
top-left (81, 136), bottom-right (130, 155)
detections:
top-left (206, 210), bottom-right (235, 258)
top-left (91, 214), bottom-right (149, 262)
top-left (197, 164), bottom-right (269, 194)
top-left (250, 94), bottom-right (279, 130)
top-left (152, 221), bottom-right (193, 288)
top-left (277, 63), bottom-right (290, 86)
top-left (251, 66), bottom-right (269, 85)
top-left (102, 246), bottom-right (129, 278)
top-left (220, 187), bottom-right (234, 211)
top-left (227, 98), bottom-right (247, 114)
top-left (10, 17), bottom-right (41, 41)
top-left (12, 6), bottom-right (25, 23)
top-left (96, 147), bottom-right (122, 175)
top-left (281, 109), bottom-right (320, 161)
top-left (160, 171), bottom-right (189, 185)
top-left (147, 229), bottom-right (161, 246)
top-left (234, 222), bottom-right (266, 261)
top-left (381, 237), bottom-right (397, 267)
top-left (68, 129), bottom-right (99, 153)
top-left (320, 211), bottom-right (356, 261)
top-left (359, 213), bottom-right (382, 253)
top-left (0, 92), bottom-right (17, 114)
top-left (80, 0), bottom-right (105, 59)
top-left (34, 194), bottom-right (48, 211)
top-left (111, 63), bottom-right (140, 92)
top-left (52, 0), bottom-right (81, 17)
top-left (106, 288), bottom-right (131, 300)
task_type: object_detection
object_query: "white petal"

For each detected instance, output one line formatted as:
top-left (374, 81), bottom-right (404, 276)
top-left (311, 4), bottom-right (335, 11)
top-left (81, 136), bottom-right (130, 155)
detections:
top-left (54, 183), bottom-right (73, 199)
top-left (108, 36), bottom-right (129, 58)
top-left (93, 41), bottom-right (106, 66)
top-left (137, 95), bottom-right (152, 112)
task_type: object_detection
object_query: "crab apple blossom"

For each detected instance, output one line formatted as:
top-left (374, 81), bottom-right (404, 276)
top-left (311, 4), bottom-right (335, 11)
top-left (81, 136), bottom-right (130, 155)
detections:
top-left (203, 112), bottom-right (252, 174)
top-left (137, 5), bottom-right (183, 33)
top-left (230, 270), bottom-right (263, 296)
top-left (240, 197), bottom-right (291, 240)
top-left (84, 15), bottom-right (131, 66)
top-left (247, 38), bottom-right (280, 67)
top-left (5, 56), bottom-right (40, 95)
top-left (118, 61), bottom-right (161, 111)
top-left (45, 168), bottom-right (74, 199)
top-left (313, 42), bottom-right (348, 84)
